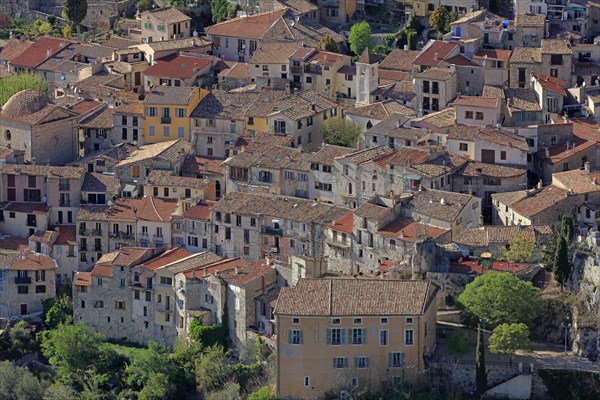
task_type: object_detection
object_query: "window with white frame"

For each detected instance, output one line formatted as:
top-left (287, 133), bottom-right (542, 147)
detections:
top-left (389, 352), bottom-right (405, 368)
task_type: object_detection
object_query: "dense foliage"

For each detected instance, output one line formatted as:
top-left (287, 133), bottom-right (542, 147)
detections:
top-left (348, 21), bottom-right (373, 56)
top-left (318, 35), bottom-right (339, 53)
top-left (321, 117), bottom-right (362, 147)
top-left (458, 271), bottom-right (543, 327)
top-left (429, 6), bottom-right (450, 33)
top-left (0, 73), bottom-right (49, 106)
top-left (488, 323), bottom-right (531, 364)
top-left (447, 329), bottom-right (470, 362)
top-left (211, 0), bottom-right (239, 24)
top-left (502, 232), bottom-right (537, 263)
top-left (62, 0), bottom-right (88, 38)
top-left (42, 295), bottom-right (73, 330)
top-left (538, 369), bottom-right (600, 400)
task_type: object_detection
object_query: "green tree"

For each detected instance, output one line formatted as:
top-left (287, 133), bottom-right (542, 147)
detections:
top-left (138, 372), bottom-right (176, 400)
top-left (502, 232), bottom-right (537, 263)
top-left (488, 323), bottom-right (531, 366)
top-left (321, 117), bottom-right (362, 148)
top-left (0, 361), bottom-right (45, 400)
top-left (189, 317), bottom-right (229, 349)
top-left (39, 322), bottom-right (103, 388)
top-left (348, 21), bottom-right (373, 56)
top-left (8, 321), bottom-right (37, 359)
top-left (249, 386), bottom-right (274, 400)
top-left (384, 33), bottom-right (396, 48)
top-left (0, 74), bottom-right (49, 105)
top-left (196, 344), bottom-right (228, 394)
top-left (318, 35), bottom-right (339, 53)
top-left (429, 5), bottom-right (450, 33)
top-left (206, 382), bottom-right (241, 400)
top-left (62, 0), bottom-right (88, 39)
top-left (43, 295), bottom-right (73, 329)
top-left (553, 233), bottom-right (570, 287)
top-left (458, 271), bottom-right (543, 327)
top-left (211, 0), bottom-right (234, 23)
top-left (137, 0), bottom-right (155, 12)
top-left (475, 324), bottom-right (487, 395)
top-left (447, 329), bottom-right (470, 362)
top-left (406, 29), bottom-right (418, 50)
top-left (561, 214), bottom-right (574, 243)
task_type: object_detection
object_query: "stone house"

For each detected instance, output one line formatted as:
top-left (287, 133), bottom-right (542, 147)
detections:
top-left (1, 164), bottom-right (86, 227)
top-left (531, 74), bottom-right (567, 124)
top-left (446, 125), bottom-right (529, 166)
top-left (79, 105), bottom-right (115, 154)
top-left (107, 48), bottom-right (149, 93)
top-left (210, 191), bottom-right (349, 262)
top-left (69, 144), bottom-right (135, 174)
top-left (142, 54), bottom-right (216, 92)
top-left (472, 49), bottom-right (512, 88)
top-left (248, 41), bottom-right (299, 86)
top-left (345, 101), bottom-right (416, 134)
top-left (0, 90), bottom-right (79, 165)
top-left (0, 203), bottom-right (50, 239)
top-left (28, 226), bottom-right (78, 285)
top-left (533, 139), bottom-right (598, 183)
top-left (132, 37), bottom-right (212, 66)
top-left (307, 145), bottom-right (354, 203)
top-left (413, 41), bottom-right (460, 73)
top-left (363, 114), bottom-right (427, 150)
top-left (454, 225), bottom-right (552, 258)
top-left (133, 7), bottom-right (191, 43)
top-left (8, 36), bottom-right (72, 74)
top-left (0, 250), bottom-right (57, 318)
top-left (504, 88), bottom-right (543, 127)
top-left (445, 54), bottom-right (484, 96)
top-left (454, 96), bottom-right (502, 126)
top-left (113, 101), bottom-right (144, 146)
top-left (414, 67), bottom-right (457, 116)
top-left (183, 200), bottom-right (214, 253)
top-left (513, 13), bottom-right (546, 48)
top-left (113, 139), bottom-right (192, 187)
top-left (189, 91), bottom-right (259, 158)
top-left (509, 40), bottom-right (573, 88)
top-left (514, 0), bottom-right (547, 16)
top-left (81, 172), bottom-right (121, 206)
top-left (77, 206), bottom-right (110, 270)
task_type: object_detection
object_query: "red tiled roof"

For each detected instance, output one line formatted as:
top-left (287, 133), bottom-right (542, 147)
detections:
top-left (206, 9), bottom-right (287, 39)
top-left (534, 73), bottom-right (567, 96)
top-left (107, 197), bottom-right (179, 222)
top-left (329, 211), bottom-right (354, 234)
top-left (414, 41), bottom-right (458, 67)
top-left (144, 54), bottom-right (213, 79)
top-left (220, 259), bottom-right (274, 286)
top-left (4, 250), bottom-right (56, 271)
top-left (535, 138), bottom-right (597, 164)
top-left (112, 248), bottom-right (155, 267)
top-left (305, 50), bottom-right (344, 66)
top-left (184, 200), bottom-right (215, 220)
top-left (91, 264), bottom-right (113, 278)
top-left (69, 100), bottom-right (103, 115)
top-left (144, 247), bottom-right (193, 270)
top-left (571, 118), bottom-right (600, 142)
top-left (0, 39), bottom-right (33, 62)
top-left (182, 257), bottom-right (250, 279)
top-left (73, 271), bottom-right (92, 286)
top-left (450, 260), bottom-right (534, 275)
top-left (378, 69), bottom-right (407, 82)
top-left (473, 49), bottom-right (512, 63)
top-left (10, 36), bottom-right (73, 68)
top-left (54, 225), bottom-right (76, 245)
top-left (445, 54), bottom-right (481, 67)
top-left (511, 185), bottom-right (568, 217)
top-left (378, 217), bottom-right (449, 242)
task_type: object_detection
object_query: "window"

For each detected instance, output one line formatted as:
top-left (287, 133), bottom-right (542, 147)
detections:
top-left (459, 143), bottom-right (468, 151)
top-left (405, 329), bottom-right (414, 345)
top-left (379, 330), bottom-right (389, 346)
top-left (274, 120), bottom-right (286, 134)
top-left (306, 76), bottom-right (312, 83)
top-left (292, 317), bottom-right (300, 324)
top-left (149, 126), bottom-right (155, 136)
top-left (432, 81), bottom-right (439, 94)
top-left (328, 328), bottom-right (344, 345)
top-left (550, 68), bottom-right (558, 78)
top-left (423, 81), bottom-right (430, 93)
top-left (381, 317), bottom-right (388, 324)
top-left (258, 171), bottom-right (272, 183)
top-left (18, 286), bottom-right (28, 294)
top-left (475, 112), bottom-right (484, 120)
top-left (93, 301), bottom-right (104, 308)
top-left (333, 357), bottom-right (348, 369)
top-left (289, 329), bottom-right (303, 344)
top-left (465, 111), bottom-right (473, 119)
top-left (350, 328), bottom-right (366, 344)
top-left (355, 357), bottom-right (368, 369)
top-left (176, 108), bottom-right (187, 118)
top-left (146, 107), bottom-right (157, 117)
top-left (389, 352), bottom-right (405, 368)
top-left (332, 318), bottom-right (341, 324)
top-left (353, 318), bottom-right (362, 325)
top-left (160, 276), bottom-right (173, 286)
top-left (178, 127), bottom-right (185, 137)
top-left (304, 376), bottom-right (310, 387)
top-left (285, 171), bottom-right (295, 180)
top-left (500, 151), bottom-right (506, 160)
top-left (163, 126), bottom-right (170, 137)
top-left (322, 165), bottom-right (332, 173)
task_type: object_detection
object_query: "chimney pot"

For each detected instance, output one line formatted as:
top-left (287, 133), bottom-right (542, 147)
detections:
top-left (537, 180), bottom-right (543, 189)
top-left (584, 161), bottom-right (591, 174)
top-left (434, 52), bottom-right (439, 60)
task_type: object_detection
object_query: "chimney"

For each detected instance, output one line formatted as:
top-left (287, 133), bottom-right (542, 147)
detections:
top-left (396, 120), bottom-right (401, 128)
top-left (389, 190), bottom-right (394, 198)
top-left (594, 177), bottom-right (598, 185)
top-left (265, 254), bottom-right (272, 266)
top-left (434, 52), bottom-right (439, 60)
top-left (584, 161), bottom-right (591, 174)
top-left (192, 269), bottom-right (196, 280)
top-left (566, 140), bottom-right (571, 150)
top-left (47, 47), bottom-right (52, 57)
top-left (404, 45), bottom-right (409, 51)
top-left (544, 147), bottom-right (550, 158)
top-left (234, 267), bottom-right (239, 275)
top-left (537, 179), bottom-right (542, 189)
top-left (440, 198), bottom-right (445, 205)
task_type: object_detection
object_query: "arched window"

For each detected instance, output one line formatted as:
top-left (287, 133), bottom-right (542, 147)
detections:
top-left (4, 130), bottom-right (11, 141)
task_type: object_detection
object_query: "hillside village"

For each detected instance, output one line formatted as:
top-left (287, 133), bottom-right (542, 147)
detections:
top-left (0, 0), bottom-right (600, 399)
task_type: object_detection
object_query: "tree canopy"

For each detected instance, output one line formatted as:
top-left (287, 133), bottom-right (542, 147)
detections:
top-left (43, 295), bottom-right (73, 330)
top-left (348, 21), bottom-right (373, 56)
top-left (321, 117), bottom-right (362, 148)
top-left (503, 232), bottom-right (537, 263)
top-left (211, 0), bottom-right (239, 23)
top-left (447, 329), bottom-right (470, 362)
top-left (553, 233), bottom-right (570, 287)
top-left (62, 0), bottom-right (88, 38)
top-left (458, 271), bottom-right (543, 327)
top-left (488, 323), bottom-right (532, 362)
top-left (476, 325), bottom-right (487, 395)
top-left (429, 6), bottom-right (450, 33)
top-left (318, 35), bottom-right (339, 53)
top-left (0, 361), bottom-right (46, 400)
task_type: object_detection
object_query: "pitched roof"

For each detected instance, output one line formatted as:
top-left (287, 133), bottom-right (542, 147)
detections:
top-left (408, 189), bottom-right (476, 222)
top-left (329, 211), bottom-right (354, 234)
top-left (275, 278), bottom-right (436, 316)
top-left (378, 217), bottom-right (449, 242)
top-left (445, 54), bottom-right (481, 67)
top-left (116, 139), bottom-right (190, 167)
top-left (81, 172), bottom-right (121, 193)
top-left (1, 202), bottom-right (49, 215)
top-left (482, 84), bottom-right (506, 99)
top-left (510, 185), bottom-right (569, 217)
top-left (3, 250), bottom-right (56, 271)
top-left (110, 247), bottom-right (156, 267)
top-left (143, 247), bottom-right (193, 270)
top-left (190, 90), bottom-right (259, 120)
top-left (183, 200), bottom-right (215, 220)
top-left (73, 271), bottom-right (92, 286)
top-left (268, 89), bottom-right (338, 121)
top-left (0, 39), bottom-right (33, 62)
top-left (100, 36), bottom-right (140, 50)
top-left (357, 48), bottom-right (381, 64)
top-left (535, 138), bottom-right (596, 164)
top-left (250, 41), bottom-right (301, 64)
top-left (552, 168), bottom-right (600, 194)
top-left (144, 86), bottom-right (201, 106)
top-left (1, 164), bottom-right (85, 179)
top-left (308, 144), bottom-right (355, 165)
top-left (515, 13), bottom-right (546, 26)
top-left (79, 106), bottom-right (114, 129)
top-left (341, 146), bottom-right (395, 165)
top-left (379, 48), bottom-right (419, 72)
top-left (212, 192), bottom-right (349, 224)
top-left (541, 39), bottom-right (572, 55)
top-left (411, 108), bottom-right (455, 130)
top-left (144, 169), bottom-right (209, 190)
top-left (414, 41), bottom-right (459, 67)
top-left (448, 125), bottom-right (529, 151)
top-left (143, 54), bottom-right (213, 79)
top-left (473, 49), bottom-right (512, 63)
top-left (534, 73), bottom-right (567, 96)
top-left (107, 197), bottom-right (180, 222)
top-left (206, 9), bottom-right (288, 39)
top-left (491, 190), bottom-right (529, 207)
top-left (415, 67), bottom-right (456, 81)
top-left (461, 161), bottom-right (527, 178)
top-left (454, 225), bottom-right (552, 247)
top-left (222, 143), bottom-right (308, 169)
top-left (345, 101), bottom-right (416, 120)
top-left (10, 36), bottom-right (72, 68)
top-left (142, 7), bottom-right (191, 23)
top-left (453, 96), bottom-right (499, 108)
top-left (510, 47), bottom-right (542, 63)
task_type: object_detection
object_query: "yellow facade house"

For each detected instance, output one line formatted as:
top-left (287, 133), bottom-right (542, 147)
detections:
top-left (275, 278), bottom-right (439, 399)
top-left (144, 86), bottom-right (208, 144)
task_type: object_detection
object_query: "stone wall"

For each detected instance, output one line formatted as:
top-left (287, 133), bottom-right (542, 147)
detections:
top-left (426, 272), bottom-right (473, 309)
top-left (431, 362), bottom-right (528, 395)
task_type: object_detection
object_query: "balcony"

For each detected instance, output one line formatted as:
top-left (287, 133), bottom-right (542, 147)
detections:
top-left (160, 117), bottom-right (171, 124)
top-left (322, 0), bottom-right (338, 7)
top-left (139, 233), bottom-right (149, 241)
top-left (263, 227), bottom-right (283, 236)
top-left (94, 245), bottom-right (102, 251)
top-left (59, 184), bottom-right (70, 191)
top-left (291, 66), bottom-right (303, 74)
top-left (92, 229), bottom-right (102, 236)
top-left (153, 235), bottom-right (164, 242)
top-left (15, 277), bottom-right (31, 284)
top-left (59, 200), bottom-right (71, 207)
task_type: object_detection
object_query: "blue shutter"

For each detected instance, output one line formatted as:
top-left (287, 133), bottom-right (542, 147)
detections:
top-left (388, 352), bottom-right (393, 368)
top-left (326, 329), bottom-right (332, 345)
top-left (365, 357), bottom-right (369, 368)
top-left (362, 328), bottom-right (367, 344)
top-left (340, 329), bottom-right (345, 344)
top-left (399, 352), bottom-right (405, 367)
top-left (348, 328), bottom-right (353, 344)
top-left (288, 330), bottom-right (292, 344)
top-left (354, 357), bottom-right (358, 368)
top-left (299, 330), bottom-right (303, 344)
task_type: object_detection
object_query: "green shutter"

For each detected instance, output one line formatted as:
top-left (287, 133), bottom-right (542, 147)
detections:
top-left (326, 328), bottom-right (332, 345)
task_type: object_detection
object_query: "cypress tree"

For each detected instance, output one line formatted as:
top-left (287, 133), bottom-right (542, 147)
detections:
top-left (561, 214), bottom-right (574, 243)
top-left (476, 323), bottom-right (487, 395)
top-left (553, 233), bottom-right (570, 287)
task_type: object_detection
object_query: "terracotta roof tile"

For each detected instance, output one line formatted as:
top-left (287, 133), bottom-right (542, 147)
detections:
top-left (2, 202), bottom-right (50, 215)
top-left (0, 237), bottom-right (29, 253)
top-left (378, 216), bottom-right (449, 242)
top-left (510, 47), bottom-right (542, 63)
top-left (144, 54), bottom-right (213, 79)
top-left (10, 36), bottom-right (73, 68)
top-left (453, 96), bottom-right (499, 108)
top-left (73, 271), bottom-right (92, 286)
top-left (379, 49), bottom-right (419, 72)
top-left (275, 278), bottom-right (436, 316)
top-left (541, 39), bottom-right (572, 55)
top-left (346, 101), bottom-right (416, 120)
top-left (207, 9), bottom-right (288, 39)
top-left (0, 39), bottom-right (33, 62)
top-left (54, 225), bottom-right (77, 245)
top-left (534, 73), bottom-right (567, 96)
top-left (448, 125), bottom-right (529, 151)
top-left (414, 41), bottom-right (459, 67)
top-left (220, 260), bottom-right (275, 286)
top-left (461, 161), bottom-right (527, 178)
top-left (107, 197), bottom-right (180, 222)
top-left (552, 168), bottom-right (600, 194)
top-left (510, 185), bottom-right (569, 217)
top-left (328, 211), bottom-right (353, 234)
top-left (143, 247), bottom-right (193, 270)
top-left (183, 200), bottom-right (215, 220)
top-left (1, 164), bottom-right (85, 179)
top-left (473, 49), bottom-right (512, 63)
top-left (91, 264), bottom-right (113, 277)
top-left (535, 138), bottom-right (596, 164)
top-left (4, 250), bottom-right (56, 271)
top-left (142, 7), bottom-right (191, 23)
top-left (515, 13), bottom-right (546, 26)
top-left (408, 189), bottom-right (476, 222)
top-left (145, 169), bottom-right (209, 190)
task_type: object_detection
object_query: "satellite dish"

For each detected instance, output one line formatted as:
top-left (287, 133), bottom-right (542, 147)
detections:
top-left (193, 30), bottom-right (198, 37)
top-left (107, 200), bottom-right (113, 206)
top-left (295, 15), bottom-right (300, 22)
top-left (42, 195), bottom-right (47, 203)
top-left (290, 20), bottom-right (295, 27)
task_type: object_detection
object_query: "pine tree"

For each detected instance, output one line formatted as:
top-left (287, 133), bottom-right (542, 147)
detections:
top-left (476, 324), bottom-right (487, 395)
top-left (62, 0), bottom-right (88, 39)
top-left (553, 233), bottom-right (570, 287)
